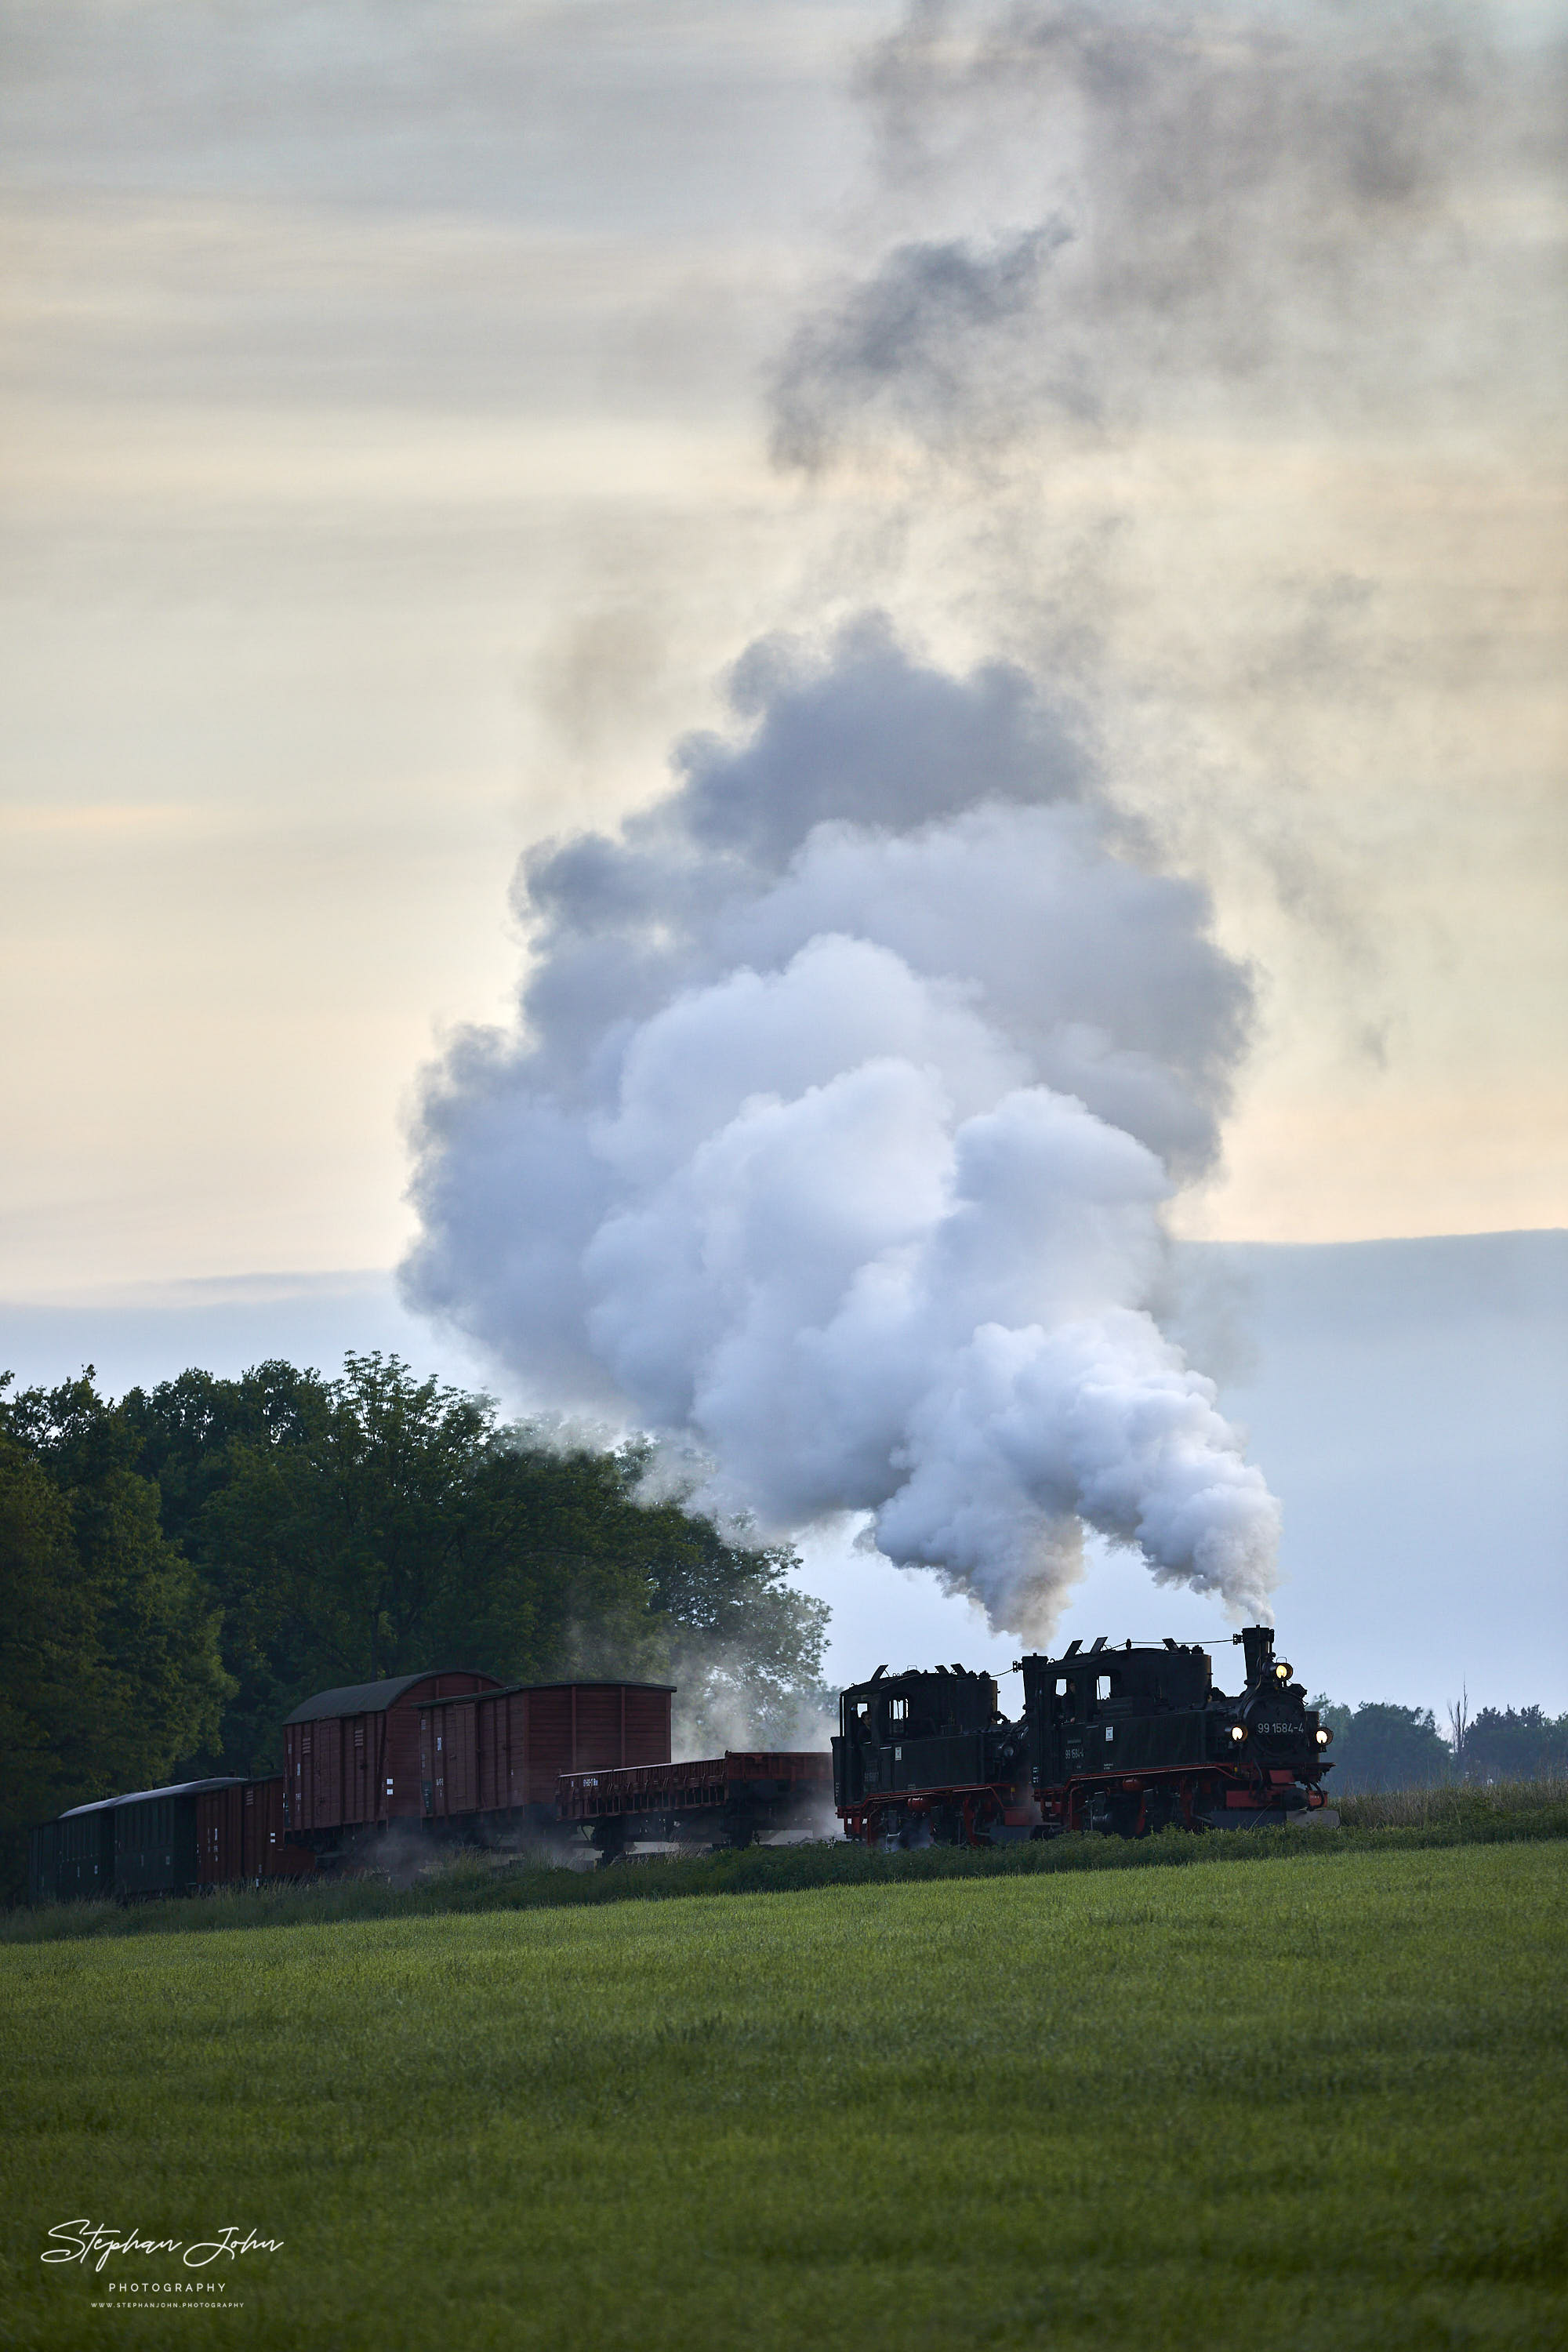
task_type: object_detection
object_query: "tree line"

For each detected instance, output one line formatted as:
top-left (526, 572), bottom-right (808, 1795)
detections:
top-left (0, 1351), bottom-right (829, 1901)
top-left (1311, 1697), bottom-right (1568, 1794)
top-left (4, 1341), bottom-right (1561, 1896)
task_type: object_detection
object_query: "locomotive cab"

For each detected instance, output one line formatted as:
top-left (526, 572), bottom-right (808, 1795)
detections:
top-left (1022, 1639), bottom-right (1214, 1787)
top-left (833, 1664), bottom-right (1000, 1809)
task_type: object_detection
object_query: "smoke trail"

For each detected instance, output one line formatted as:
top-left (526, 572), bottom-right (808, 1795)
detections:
top-left (404, 620), bottom-right (1278, 1635)
top-left (774, 0), bottom-right (1525, 474)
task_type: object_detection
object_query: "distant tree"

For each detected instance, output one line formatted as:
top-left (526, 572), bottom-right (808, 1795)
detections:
top-left (1308, 1696), bottom-right (1452, 1792)
top-left (1310, 1695), bottom-right (1353, 1750)
top-left (1447, 1686), bottom-right (1469, 1766)
top-left (426, 1430), bottom-right (678, 1694)
top-left (189, 1353), bottom-right (503, 1764)
top-left (1460, 1705), bottom-right (1568, 1782)
top-left (339, 1398), bottom-right (830, 1742)
top-left (0, 1374), bottom-right (231, 1900)
top-left (640, 1510), bottom-right (830, 1748)
top-left (0, 1431), bottom-right (100, 1891)
top-left (122, 1354), bottom-right (829, 1771)
top-left (118, 1361), bottom-right (339, 1773)
top-left (1, 1352), bottom-right (833, 1844)
top-left (120, 1359), bottom-right (328, 1555)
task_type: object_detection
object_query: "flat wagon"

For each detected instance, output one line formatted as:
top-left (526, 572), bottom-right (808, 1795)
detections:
top-left (557, 1749), bottom-right (835, 1860)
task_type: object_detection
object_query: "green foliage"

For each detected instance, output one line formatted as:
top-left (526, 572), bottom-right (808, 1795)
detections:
top-left (0, 1378), bottom-right (230, 1902)
top-left (2, 1846), bottom-right (1563, 2350)
top-left (172, 1353), bottom-right (826, 1768)
top-left (1460, 1704), bottom-right (1568, 1782)
top-left (0, 1434), bottom-right (97, 1853)
top-left (1310, 1693), bottom-right (1454, 1791)
top-left (1, 1352), bottom-right (828, 1822)
top-left (1312, 1695), bottom-right (1568, 1798)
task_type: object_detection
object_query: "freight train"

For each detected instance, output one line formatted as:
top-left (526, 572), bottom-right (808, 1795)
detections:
top-left (24, 1625), bottom-right (1330, 1904)
top-left (833, 1624), bottom-right (1334, 1845)
top-left (25, 1667), bottom-right (833, 1904)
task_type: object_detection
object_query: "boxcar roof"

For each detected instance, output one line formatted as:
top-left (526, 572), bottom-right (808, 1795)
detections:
top-left (283, 1668), bottom-right (497, 1725)
top-left (416, 1679), bottom-right (677, 1708)
top-left (59, 1777), bottom-right (248, 1818)
top-left (527, 1680), bottom-right (676, 1693)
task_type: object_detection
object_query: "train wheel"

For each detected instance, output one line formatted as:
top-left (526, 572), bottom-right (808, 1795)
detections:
top-left (1106, 1791), bottom-right (1143, 1838)
top-left (961, 1793), bottom-right (1000, 1847)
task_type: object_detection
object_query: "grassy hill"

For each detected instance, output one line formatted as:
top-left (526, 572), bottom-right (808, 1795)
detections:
top-left (2, 1838), bottom-right (1563, 2350)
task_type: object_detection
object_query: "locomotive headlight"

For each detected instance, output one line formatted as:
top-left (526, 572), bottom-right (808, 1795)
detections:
top-left (1274, 1662), bottom-right (1293, 1683)
top-left (1229, 1723), bottom-right (1247, 1744)
top-left (1315, 1727), bottom-right (1331, 1747)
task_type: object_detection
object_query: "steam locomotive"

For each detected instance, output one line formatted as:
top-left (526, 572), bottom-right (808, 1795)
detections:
top-left (833, 1624), bottom-right (1334, 1844)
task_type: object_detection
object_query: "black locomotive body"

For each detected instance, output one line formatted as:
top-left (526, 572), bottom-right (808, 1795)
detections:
top-left (833, 1624), bottom-right (1333, 1846)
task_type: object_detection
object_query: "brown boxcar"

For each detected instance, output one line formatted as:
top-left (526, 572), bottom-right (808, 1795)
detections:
top-left (196, 1781), bottom-right (245, 1885)
top-left (282, 1668), bottom-right (500, 1847)
top-left (194, 1777), bottom-right (319, 1884)
top-left (419, 1682), bottom-right (673, 1829)
top-left (244, 1776), bottom-right (318, 1879)
top-left (557, 1749), bottom-right (833, 1857)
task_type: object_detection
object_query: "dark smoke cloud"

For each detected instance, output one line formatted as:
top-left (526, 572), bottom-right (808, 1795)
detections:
top-left (772, 1), bottom-right (1550, 469)
top-left (772, 224), bottom-right (1079, 466)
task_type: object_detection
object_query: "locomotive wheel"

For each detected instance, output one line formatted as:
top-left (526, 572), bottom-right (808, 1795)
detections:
top-left (961, 1792), bottom-right (1001, 1846)
top-left (1087, 1789), bottom-right (1145, 1838)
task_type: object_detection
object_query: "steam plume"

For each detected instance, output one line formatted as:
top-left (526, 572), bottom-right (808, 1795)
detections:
top-left (404, 622), bottom-right (1279, 1635)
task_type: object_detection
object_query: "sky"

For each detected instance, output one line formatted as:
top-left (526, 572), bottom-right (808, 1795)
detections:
top-left (2, 1), bottom-right (1564, 1716)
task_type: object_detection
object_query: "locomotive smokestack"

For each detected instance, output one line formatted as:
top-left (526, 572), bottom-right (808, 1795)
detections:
top-left (1238, 1626), bottom-right (1277, 1685)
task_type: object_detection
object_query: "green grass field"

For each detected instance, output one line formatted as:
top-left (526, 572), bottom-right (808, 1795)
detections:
top-left (2, 1841), bottom-right (1563, 2352)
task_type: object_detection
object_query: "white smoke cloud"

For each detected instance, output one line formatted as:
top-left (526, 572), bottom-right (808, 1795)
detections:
top-left (404, 620), bottom-right (1278, 1636)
